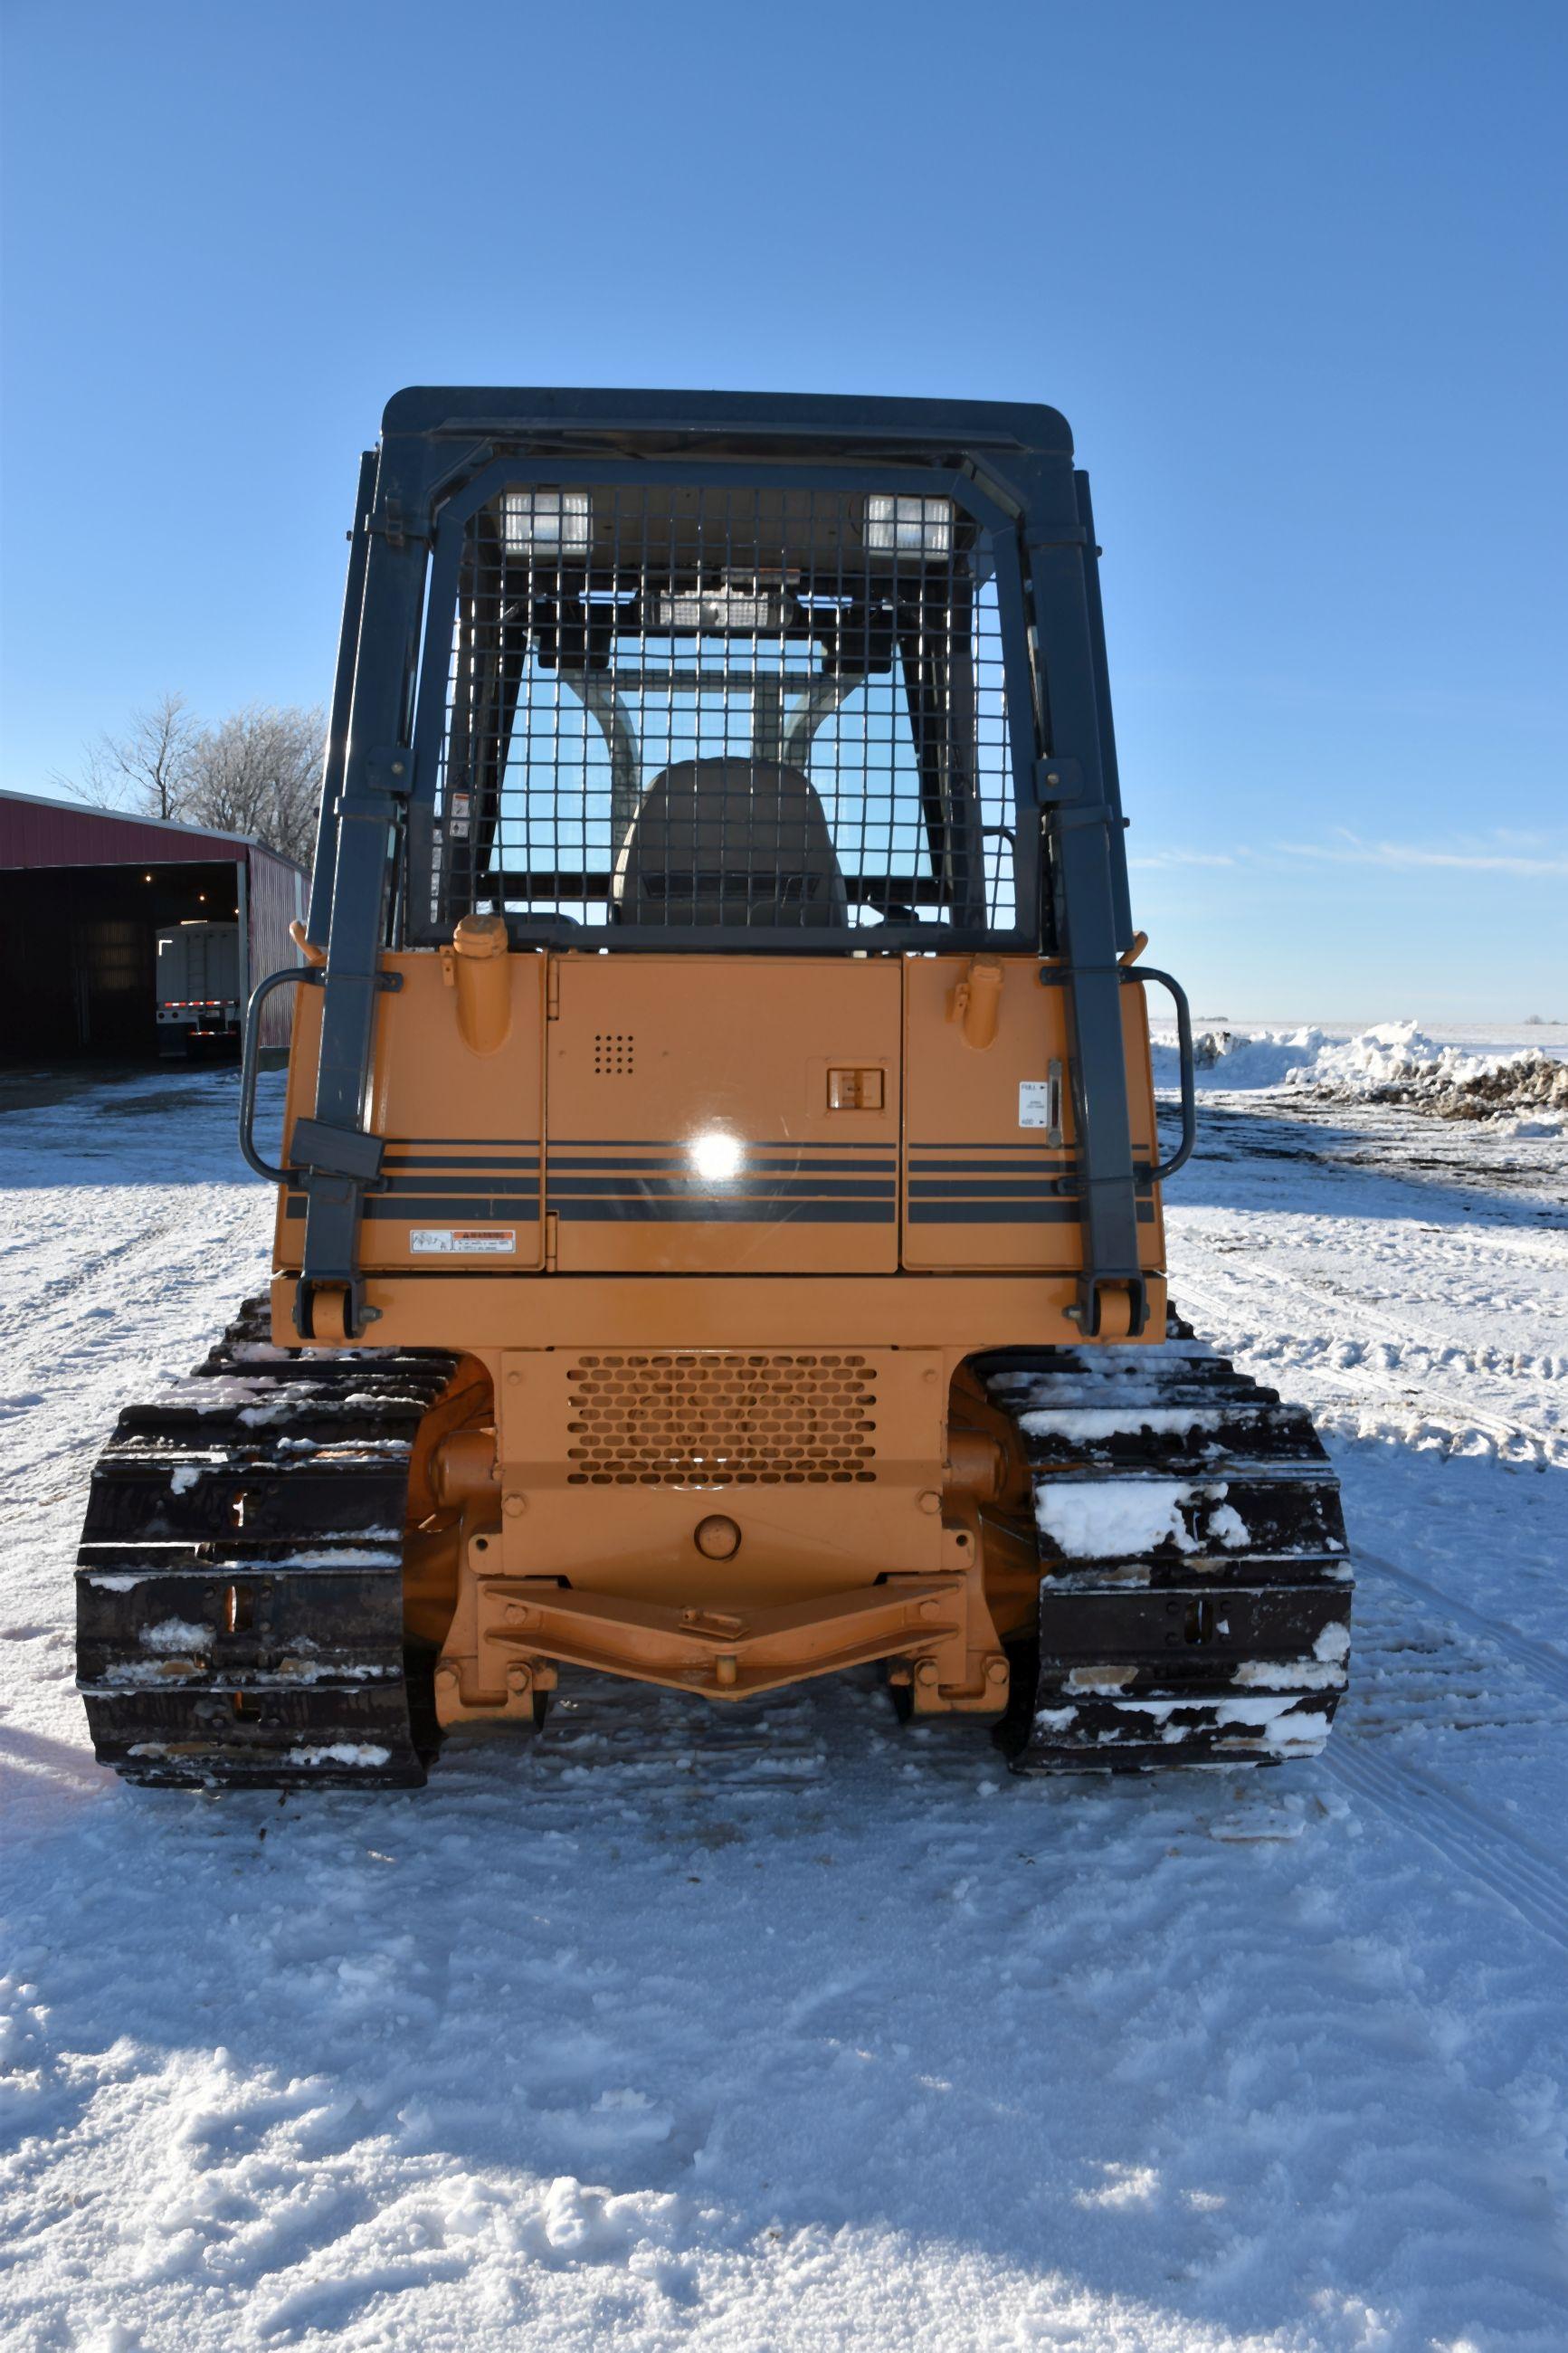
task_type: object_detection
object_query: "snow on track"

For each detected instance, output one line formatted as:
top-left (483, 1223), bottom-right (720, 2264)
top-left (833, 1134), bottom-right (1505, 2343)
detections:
top-left (2, 1062), bottom-right (1567, 2350)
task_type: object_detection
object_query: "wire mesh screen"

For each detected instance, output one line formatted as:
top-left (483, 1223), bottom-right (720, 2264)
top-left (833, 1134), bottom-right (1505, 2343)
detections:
top-left (425, 481), bottom-right (1020, 941)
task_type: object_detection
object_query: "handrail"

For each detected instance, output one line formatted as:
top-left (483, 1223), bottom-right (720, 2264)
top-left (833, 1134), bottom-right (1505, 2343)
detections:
top-left (238, 967), bottom-right (318, 1184)
top-left (1125, 964), bottom-right (1197, 1181)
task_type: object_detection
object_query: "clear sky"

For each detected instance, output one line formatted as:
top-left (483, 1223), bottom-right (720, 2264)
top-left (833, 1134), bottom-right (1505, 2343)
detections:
top-left (2, 0), bottom-right (1563, 1021)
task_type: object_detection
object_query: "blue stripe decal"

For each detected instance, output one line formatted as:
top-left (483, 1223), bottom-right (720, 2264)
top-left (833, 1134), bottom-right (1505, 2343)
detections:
top-left (379, 1173), bottom-right (541, 1193)
top-left (553, 1200), bottom-right (896, 1224)
top-left (283, 1194), bottom-right (537, 1222)
top-left (908, 1180), bottom-right (1065, 1200)
top-left (548, 1154), bottom-right (898, 1174)
top-left (546, 1177), bottom-right (895, 1201)
top-left (908, 1201), bottom-right (1156, 1224)
top-left (385, 1155), bottom-right (540, 1172)
top-left (908, 1158), bottom-right (1070, 1173)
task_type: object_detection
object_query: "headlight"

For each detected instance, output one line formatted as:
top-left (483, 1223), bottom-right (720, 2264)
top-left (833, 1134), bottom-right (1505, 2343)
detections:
top-left (499, 488), bottom-right (592, 556)
top-left (863, 494), bottom-right (954, 558)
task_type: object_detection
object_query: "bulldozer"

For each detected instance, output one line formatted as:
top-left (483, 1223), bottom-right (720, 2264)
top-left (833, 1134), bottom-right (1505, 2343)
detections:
top-left (76, 388), bottom-right (1352, 1788)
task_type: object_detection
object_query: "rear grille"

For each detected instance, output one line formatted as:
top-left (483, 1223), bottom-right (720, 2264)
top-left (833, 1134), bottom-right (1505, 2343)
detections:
top-left (565, 1353), bottom-right (879, 1486)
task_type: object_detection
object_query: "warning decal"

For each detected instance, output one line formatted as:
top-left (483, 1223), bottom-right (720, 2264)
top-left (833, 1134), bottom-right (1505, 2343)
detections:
top-left (409, 1229), bottom-right (517, 1256)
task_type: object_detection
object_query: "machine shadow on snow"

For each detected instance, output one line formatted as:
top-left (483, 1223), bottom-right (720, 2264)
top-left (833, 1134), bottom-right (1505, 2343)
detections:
top-left (2, 1680), bottom-right (1530, 2349)
top-left (0, 1068), bottom-right (268, 1186)
top-left (0, 1718), bottom-right (117, 1816)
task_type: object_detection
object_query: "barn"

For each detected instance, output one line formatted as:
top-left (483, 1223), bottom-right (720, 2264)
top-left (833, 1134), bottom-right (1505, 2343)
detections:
top-left (0, 791), bottom-right (306, 1060)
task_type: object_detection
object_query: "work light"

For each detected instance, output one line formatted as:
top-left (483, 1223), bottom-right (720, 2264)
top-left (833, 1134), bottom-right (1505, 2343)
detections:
top-left (863, 494), bottom-right (954, 557)
top-left (500, 488), bottom-right (593, 557)
top-left (656, 581), bottom-right (788, 634)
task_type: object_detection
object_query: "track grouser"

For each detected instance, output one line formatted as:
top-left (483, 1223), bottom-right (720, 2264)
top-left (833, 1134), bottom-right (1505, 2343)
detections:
top-left (77, 388), bottom-right (1352, 1787)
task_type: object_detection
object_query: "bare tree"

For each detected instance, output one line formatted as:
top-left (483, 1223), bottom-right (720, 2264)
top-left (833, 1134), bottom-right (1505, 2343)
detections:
top-left (53, 691), bottom-right (198, 820)
top-left (182, 704), bottom-right (325, 868)
top-left (54, 693), bottom-right (325, 867)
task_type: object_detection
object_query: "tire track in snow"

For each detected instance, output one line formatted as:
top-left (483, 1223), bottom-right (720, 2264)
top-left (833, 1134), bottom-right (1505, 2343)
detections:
top-left (0, 1203), bottom-right (191, 1344)
top-left (1326, 1739), bottom-right (1568, 1951)
top-left (1357, 1546), bottom-right (1568, 1705)
top-left (1174, 1272), bottom-right (1565, 1461)
top-left (1218, 1281), bottom-right (1568, 1398)
top-left (0, 1214), bottom-right (265, 1449)
top-left (1171, 1177), bottom-right (1568, 1944)
top-left (1175, 1273), bottom-right (1563, 1453)
top-left (0, 1181), bottom-right (269, 1535)
top-left (0, 1199), bottom-right (257, 1383)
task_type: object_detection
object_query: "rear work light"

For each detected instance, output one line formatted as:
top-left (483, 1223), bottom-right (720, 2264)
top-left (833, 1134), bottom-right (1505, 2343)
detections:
top-left (500, 488), bottom-right (592, 557)
top-left (863, 494), bottom-right (954, 558)
top-left (656, 578), bottom-right (794, 634)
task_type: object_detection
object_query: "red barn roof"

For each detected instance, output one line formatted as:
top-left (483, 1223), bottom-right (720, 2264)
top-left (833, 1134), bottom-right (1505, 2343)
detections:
top-left (0, 787), bottom-right (298, 872)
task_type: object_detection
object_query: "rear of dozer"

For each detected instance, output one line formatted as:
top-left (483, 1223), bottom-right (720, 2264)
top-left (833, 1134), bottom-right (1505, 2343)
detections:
top-left (76, 388), bottom-right (1352, 1788)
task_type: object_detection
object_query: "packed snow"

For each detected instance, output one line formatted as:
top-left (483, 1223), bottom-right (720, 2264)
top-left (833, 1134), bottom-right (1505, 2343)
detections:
top-left (2, 1052), bottom-right (1567, 2349)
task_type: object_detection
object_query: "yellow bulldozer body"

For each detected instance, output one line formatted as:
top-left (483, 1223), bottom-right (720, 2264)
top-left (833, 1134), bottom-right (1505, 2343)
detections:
top-left (75, 392), bottom-right (1349, 1795)
top-left (273, 945), bottom-right (1164, 1726)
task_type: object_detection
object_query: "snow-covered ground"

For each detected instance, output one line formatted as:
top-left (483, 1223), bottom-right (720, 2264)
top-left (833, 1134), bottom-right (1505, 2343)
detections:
top-left (2, 1048), bottom-right (1566, 2351)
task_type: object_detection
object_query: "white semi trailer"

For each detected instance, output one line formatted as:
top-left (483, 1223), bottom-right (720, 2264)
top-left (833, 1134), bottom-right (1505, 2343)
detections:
top-left (155, 920), bottom-right (242, 1057)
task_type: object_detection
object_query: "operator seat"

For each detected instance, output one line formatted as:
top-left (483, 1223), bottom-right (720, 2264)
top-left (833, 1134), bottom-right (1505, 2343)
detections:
top-left (611, 757), bottom-right (850, 929)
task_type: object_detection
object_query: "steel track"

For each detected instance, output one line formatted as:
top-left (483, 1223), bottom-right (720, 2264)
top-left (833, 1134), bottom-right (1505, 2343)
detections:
top-left (984, 1311), bottom-right (1354, 1772)
top-left (76, 1295), bottom-right (459, 1791)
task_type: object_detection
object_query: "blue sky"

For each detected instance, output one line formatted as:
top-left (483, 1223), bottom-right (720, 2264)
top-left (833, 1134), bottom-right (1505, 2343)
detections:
top-left (2, 0), bottom-right (1563, 1020)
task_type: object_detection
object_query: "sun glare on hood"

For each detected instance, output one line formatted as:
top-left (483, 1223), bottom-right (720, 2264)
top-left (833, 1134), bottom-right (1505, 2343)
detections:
top-left (688, 1129), bottom-right (744, 1184)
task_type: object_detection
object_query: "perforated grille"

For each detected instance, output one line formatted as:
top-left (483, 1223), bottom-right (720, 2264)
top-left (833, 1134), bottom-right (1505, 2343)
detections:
top-left (424, 481), bottom-right (1020, 943)
top-left (593, 1032), bottom-right (635, 1075)
top-left (565, 1353), bottom-right (879, 1486)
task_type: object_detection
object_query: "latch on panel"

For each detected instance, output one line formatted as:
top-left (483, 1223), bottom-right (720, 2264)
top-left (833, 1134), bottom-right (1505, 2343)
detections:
top-left (827, 1067), bottom-right (885, 1111)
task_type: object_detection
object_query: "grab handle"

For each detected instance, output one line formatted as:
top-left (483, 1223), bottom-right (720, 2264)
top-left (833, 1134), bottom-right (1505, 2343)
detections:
top-left (1125, 964), bottom-right (1197, 1182)
top-left (238, 967), bottom-right (318, 1184)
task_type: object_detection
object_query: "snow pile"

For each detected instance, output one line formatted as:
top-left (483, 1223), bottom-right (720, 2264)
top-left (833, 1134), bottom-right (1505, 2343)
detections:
top-left (1414, 1050), bottom-right (1568, 1129)
top-left (1188, 1024), bottom-right (1329, 1088)
top-left (1156, 1018), bottom-right (1568, 1128)
top-left (1306, 1020), bottom-right (1463, 1089)
top-left (1309, 1024), bottom-right (1568, 1125)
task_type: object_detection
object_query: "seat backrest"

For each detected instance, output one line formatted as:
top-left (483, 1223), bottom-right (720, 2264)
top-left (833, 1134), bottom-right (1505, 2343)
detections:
top-left (611, 757), bottom-right (850, 929)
